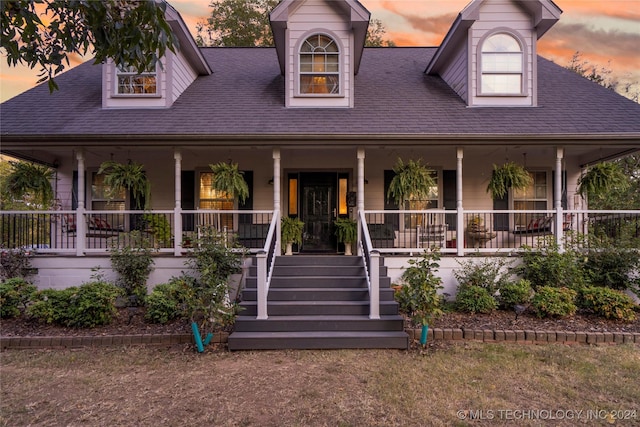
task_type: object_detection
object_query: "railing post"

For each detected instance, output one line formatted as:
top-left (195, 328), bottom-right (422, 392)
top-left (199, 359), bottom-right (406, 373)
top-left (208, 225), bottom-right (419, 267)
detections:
top-left (76, 150), bottom-right (85, 256)
top-left (456, 207), bottom-right (465, 256)
top-left (556, 206), bottom-right (564, 253)
top-left (370, 250), bottom-right (380, 320)
top-left (256, 251), bottom-right (268, 320)
top-left (174, 207), bottom-right (182, 256)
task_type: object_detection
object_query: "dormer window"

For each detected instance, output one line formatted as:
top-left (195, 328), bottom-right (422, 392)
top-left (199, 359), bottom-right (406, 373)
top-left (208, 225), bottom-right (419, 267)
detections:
top-left (116, 64), bottom-right (158, 95)
top-left (299, 34), bottom-right (340, 95)
top-left (480, 33), bottom-right (524, 95)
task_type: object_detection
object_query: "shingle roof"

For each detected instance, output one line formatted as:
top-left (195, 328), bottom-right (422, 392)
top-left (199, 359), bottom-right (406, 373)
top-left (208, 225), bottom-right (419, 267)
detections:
top-left (2, 47), bottom-right (640, 147)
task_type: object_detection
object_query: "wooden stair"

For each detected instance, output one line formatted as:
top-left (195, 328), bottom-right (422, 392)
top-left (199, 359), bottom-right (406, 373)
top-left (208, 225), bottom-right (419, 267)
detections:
top-left (228, 255), bottom-right (408, 350)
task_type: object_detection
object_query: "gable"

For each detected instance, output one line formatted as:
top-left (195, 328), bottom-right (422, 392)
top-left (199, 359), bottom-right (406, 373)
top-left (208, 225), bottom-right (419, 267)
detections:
top-left (426, 0), bottom-right (561, 107)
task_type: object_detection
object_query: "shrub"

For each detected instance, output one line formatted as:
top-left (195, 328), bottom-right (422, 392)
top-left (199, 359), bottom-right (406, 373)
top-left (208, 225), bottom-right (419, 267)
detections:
top-left (395, 250), bottom-right (444, 326)
top-left (145, 276), bottom-right (197, 324)
top-left (455, 285), bottom-right (497, 314)
top-left (517, 240), bottom-right (588, 291)
top-left (531, 286), bottom-right (577, 318)
top-left (109, 233), bottom-right (155, 304)
top-left (0, 278), bottom-right (37, 318)
top-left (27, 282), bottom-right (121, 327)
top-left (584, 246), bottom-right (640, 297)
top-left (0, 247), bottom-right (34, 280)
top-left (453, 257), bottom-right (513, 296)
top-left (498, 279), bottom-right (533, 310)
top-left (578, 286), bottom-right (637, 322)
top-left (185, 228), bottom-right (246, 331)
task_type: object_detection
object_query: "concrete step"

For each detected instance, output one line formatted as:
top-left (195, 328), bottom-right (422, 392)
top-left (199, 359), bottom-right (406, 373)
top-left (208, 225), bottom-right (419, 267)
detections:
top-left (228, 331), bottom-right (409, 350)
top-left (233, 315), bottom-right (405, 332)
top-left (239, 300), bottom-right (400, 316)
top-left (241, 287), bottom-right (396, 302)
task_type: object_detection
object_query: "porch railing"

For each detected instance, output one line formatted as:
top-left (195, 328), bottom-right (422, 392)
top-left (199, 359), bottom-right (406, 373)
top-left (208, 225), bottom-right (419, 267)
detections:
top-left (358, 210), bottom-right (380, 319)
top-left (362, 209), bottom-right (640, 254)
top-left (2, 209), bottom-right (637, 256)
top-left (0, 209), bottom-right (275, 255)
top-left (255, 210), bottom-right (280, 320)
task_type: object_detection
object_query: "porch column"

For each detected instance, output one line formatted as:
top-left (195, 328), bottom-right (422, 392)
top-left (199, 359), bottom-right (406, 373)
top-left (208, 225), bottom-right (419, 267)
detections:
top-left (273, 148), bottom-right (281, 256)
top-left (456, 147), bottom-right (465, 256)
top-left (173, 149), bottom-right (183, 256)
top-left (555, 147), bottom-right (565, 252)
top-left (76, 150), bottom-right (86, 256)
top-left (357, 148), bottom-right (365, 256)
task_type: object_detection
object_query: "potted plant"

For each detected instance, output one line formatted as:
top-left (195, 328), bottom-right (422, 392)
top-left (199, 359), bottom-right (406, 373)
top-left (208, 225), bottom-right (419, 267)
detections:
top-left (334, 217), bottom-right (357, 255)
top-left (208, 161), bottom-right (249, 203)
top-left (281, 216), bottom-right (304, 255)
top-left (486, 162), bottom-right (532, 199)
top-left (386, 158), bottom-right (435, 208)
top-left (577, 162), bottom-right (629, 200)
top-left (3, 160), bottom-right (54, 208)
top-left (98, 160), bottom-right (150, 209)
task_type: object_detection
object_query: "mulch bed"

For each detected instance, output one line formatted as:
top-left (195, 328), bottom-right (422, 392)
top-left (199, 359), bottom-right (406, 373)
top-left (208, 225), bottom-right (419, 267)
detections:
top-left (2, 307), bottom-right (639, 338)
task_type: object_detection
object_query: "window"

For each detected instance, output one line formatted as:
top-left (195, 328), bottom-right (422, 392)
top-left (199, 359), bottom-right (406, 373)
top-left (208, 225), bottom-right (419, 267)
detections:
top-left (405, 171), bottom-right (439, 229)
top-left (480, 33), bottom-right (523, 95)
top-left (299, 34), bottom-right (340, 95)
top-left (91, 173), bottom-right (125, 211)
top-left (199, 172), bottom-right (233, 229)
top-left (513, 171), bottom-right (548, 228)
top-left (116, 64), bottom-right (157, 95)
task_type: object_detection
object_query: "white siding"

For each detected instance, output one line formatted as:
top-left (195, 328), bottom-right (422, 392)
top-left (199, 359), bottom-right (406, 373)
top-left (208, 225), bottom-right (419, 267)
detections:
top-left (102, 50), bottom-right (199, 109)
top-left (285, 0), bottom-right (353, 108)
top-left (470, 0), bottom-right (535, 107)
top-left (171, 50), bottom-right (199, 103)
top-left (439, 44), bottom-right (469, 102)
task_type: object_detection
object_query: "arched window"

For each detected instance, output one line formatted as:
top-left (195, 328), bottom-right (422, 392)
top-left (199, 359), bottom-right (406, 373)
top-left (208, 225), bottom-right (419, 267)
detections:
top-left (480, 33), bottom-right (523, 95)
top-left (299, 34), bottom-right (340, 95)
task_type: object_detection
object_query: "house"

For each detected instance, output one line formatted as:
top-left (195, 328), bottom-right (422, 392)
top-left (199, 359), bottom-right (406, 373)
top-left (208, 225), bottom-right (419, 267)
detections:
top-left (2, 0), bottom-right (639, 349)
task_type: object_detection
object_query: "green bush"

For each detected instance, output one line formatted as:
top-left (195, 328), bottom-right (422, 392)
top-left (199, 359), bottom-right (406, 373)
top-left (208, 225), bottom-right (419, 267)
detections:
top-left (453, 257), bottom-right (513, 296)
top-left (145, 276), bottom-right (197, 324)
top-left (455, 285), bottom-right (497, 314)
top-left (498, 279), bottom-right (533, 310)
top-left (0, 247), bottom-right (34, 280)
top-left (517, 240), bottom-right (588, 291)
top-left (578, 286), bottom-right (637, 322)
top-left (185, 229), bottom-right (246, 331)
top-left (109, 234), bottom-right (155, 304)
top-left (531, 286), bottom-right (577, 318)
top-left (584, 246), bottom-right (640, 297)
top-left (27, 282), bottom-right (121, 327)
top-left (0, 278), bottom-right (37, 318)
top-left (395, 250), bottom-right (444, 326)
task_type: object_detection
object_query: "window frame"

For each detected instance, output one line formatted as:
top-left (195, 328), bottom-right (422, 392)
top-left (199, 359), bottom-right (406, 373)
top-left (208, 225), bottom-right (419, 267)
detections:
top-left (512, 169), bottom-right (550, 228)
top-left (295, 32), bottom-right (343, 97)
top-left (477, 30), bottom-right (527, 97)
top-left (113, 62), bottom-right (161, 97)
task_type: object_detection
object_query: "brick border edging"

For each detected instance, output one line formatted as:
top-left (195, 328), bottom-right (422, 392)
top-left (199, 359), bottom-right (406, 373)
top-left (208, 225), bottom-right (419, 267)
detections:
top-left (2, 329), bottom-right (639, 350)
top-left (0, 332), bottom-right (229, 350)
top-left (407, 328), bottom-right (640, 345)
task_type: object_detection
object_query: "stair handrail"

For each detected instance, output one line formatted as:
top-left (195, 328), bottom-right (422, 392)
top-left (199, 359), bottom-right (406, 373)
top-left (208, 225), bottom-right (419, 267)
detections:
top-left (358, 210), bottom-right (380, 320)
top-left (256, 210), bottom-right (279, 320)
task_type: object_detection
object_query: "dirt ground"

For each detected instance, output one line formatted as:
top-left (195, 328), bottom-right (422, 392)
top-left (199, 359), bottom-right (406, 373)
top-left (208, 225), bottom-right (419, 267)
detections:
top-left (2, 306), bottom-right (639, 339)
top-left (2, 344), bottom-right (639, 426)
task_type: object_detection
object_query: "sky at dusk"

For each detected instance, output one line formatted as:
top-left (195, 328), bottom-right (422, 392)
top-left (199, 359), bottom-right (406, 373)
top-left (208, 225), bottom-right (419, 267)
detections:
top-left (1, 0), bottom-right (639, 102)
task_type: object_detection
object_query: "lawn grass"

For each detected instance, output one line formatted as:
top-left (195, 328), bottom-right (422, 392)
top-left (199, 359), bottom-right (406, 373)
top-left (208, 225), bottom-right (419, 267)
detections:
top-left (1, 343), bottom-right (638, 426)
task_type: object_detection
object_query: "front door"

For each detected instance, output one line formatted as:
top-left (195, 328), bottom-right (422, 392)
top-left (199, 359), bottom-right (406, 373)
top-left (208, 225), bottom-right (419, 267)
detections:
top-left (300, 173), bottom-right (338, 252)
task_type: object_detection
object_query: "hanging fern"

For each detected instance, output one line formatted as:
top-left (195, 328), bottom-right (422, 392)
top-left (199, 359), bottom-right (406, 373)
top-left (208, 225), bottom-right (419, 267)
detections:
top-left (386, 158), bottom-right (436, 207)
top-left (98, 160), bottom-right (150, 209)
top-left (209, 161), bottom-right (249, 203)
top-left (577, 162), bottom-right (629, 198)
top-left (4, 161), bottom-right (54, 208)
top-left (486, 162), bottom-right (532, 199)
